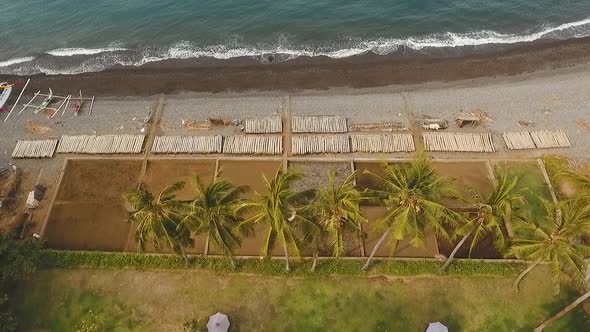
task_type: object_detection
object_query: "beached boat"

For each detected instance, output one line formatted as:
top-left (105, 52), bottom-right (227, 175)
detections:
top-left (0, 82), bottom-right (13, 111)
top-left (34, 89), bottom-right (54, 114)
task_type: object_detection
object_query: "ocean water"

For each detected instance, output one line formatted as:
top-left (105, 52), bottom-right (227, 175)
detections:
top-left (1, 0), bottom-right (590, 75)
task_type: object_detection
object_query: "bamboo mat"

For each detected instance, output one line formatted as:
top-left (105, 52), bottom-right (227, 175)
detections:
top-left (56, 135), bottom-right (145, 154)
top-left (423, 132), bottom-right (496, 153)
top-left (292, 135), bottom-right (350, 154)
top-left (244, 116), bottom-right (282, 134)
top-left (350, 134), bottom-right (415, 153)
top-left (152, 136), bottom-right (222, 154)
top-left (292, 116), bottom-right (347, 133)
top-left (223, 135), bottom-right (282, 154)
top-left (12, 139), bottom-right (58, 158)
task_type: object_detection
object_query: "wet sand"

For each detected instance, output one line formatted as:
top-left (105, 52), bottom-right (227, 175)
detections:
top-left (3, 37), bottom-right (590, 96)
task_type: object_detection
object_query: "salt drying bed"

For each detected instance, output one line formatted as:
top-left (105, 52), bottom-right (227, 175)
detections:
top-left (223, 135), bottom-right (282, 155)
top-left (244, 116), bottom-right (282, 134)
top-left (57, 135), bottom-right (145, 154)
top-left (292, 135), bottom-right (350, 155)
top-left (350, 134), bottom-right (415, 153)
top-left (11, 139), bottom-right (59, 158)
top-left (423, 132), bottom-right (496, 153)
top-left (291, 116), bottom-right (348, 133)
top-left (152, 136), bottom-right (222, 154)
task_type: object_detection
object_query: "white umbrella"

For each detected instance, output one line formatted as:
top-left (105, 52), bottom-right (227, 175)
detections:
top-left (207, 312), bottom-right (230, 332)
top-left (426, 322), bottom-right (449, 332)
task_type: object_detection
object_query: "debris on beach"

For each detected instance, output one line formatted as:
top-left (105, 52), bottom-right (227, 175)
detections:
top-left (181, 119), bottom-right (211, 130)
top-left (517, 120), bottom-right (535, 128)
top-left (576, 118), bottom-right (590, 132)
top-left (454, 108), bottom-right (494, 127)
top-left (349, 122), bottom-right (407, 132)
top-left (208, 118), bottom-right (231, 126)
top-left (416, 118), bottom-right (449, 130)
top-left (25, 121), bottom-right (51, 135)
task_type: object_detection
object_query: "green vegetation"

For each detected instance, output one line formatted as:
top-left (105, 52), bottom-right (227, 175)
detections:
top-left (442, 170), bottom-right (527, 270)
top-left (361, 156), bottom-right (462, 270)
top-left (12, 268), bottom-right (588, 332)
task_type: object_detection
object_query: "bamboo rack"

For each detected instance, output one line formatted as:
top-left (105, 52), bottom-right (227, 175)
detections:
top-left (11, 139), bottom-right (58, 158)
top-left (291, 135), bottom-right (350, 155)
top-left (350, 134), bottom-right (415, 153)
top-left (422, 132), bottom-right (496, 153)
top-left (530, 130), bottom-right (571, 149)
top-left (502, 132), bottom-right (536, 150)
top-left (56, 135), bottom-right (145, 154)
top-left (223, 135), bottom-right (282, 155)
top-left (151, 136), bottom-right (222, 154)
top-left (244, 116), bottom-right (283, 134)
top-left (291, 116), bottom-right (348, 133)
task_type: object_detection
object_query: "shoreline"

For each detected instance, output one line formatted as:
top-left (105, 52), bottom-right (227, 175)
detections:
top-left (3, 36), bottom-right (590, 96)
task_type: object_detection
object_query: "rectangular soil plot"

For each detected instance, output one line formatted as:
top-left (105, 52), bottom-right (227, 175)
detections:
top-left (143, 159), bottom-right (216, 200)
top-left (432, 161), bottom-right (494, 209)
top-left (218, 160), bottom-right (283, 256)
top-left (45, 159), bottom-right (142, 251)
top-left (362, 206), bottom-right (439, 258)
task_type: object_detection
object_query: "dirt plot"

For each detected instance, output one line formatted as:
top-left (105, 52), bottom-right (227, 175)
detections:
top-left (55, 159), bottom-right (142, 202)
top-left (433, 161), bottom-right (493, 208)
top-left (143, 159), bottom-right (216, 200)
top-left (289, 161), bottom-right (352, 191)
top-left (45, 159), bottom-right (142, 251)
top-left (218, 160), bottom-right (282, 256)
top-left (362, 206), bottom-right (439, 258)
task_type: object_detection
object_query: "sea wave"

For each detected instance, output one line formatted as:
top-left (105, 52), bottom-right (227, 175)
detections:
top-left (46, 47), bottom-right (129, 56)
top-left (1, 16), bottom-right (589, 75)
top-left (0, 56), bottom-right (37, 68)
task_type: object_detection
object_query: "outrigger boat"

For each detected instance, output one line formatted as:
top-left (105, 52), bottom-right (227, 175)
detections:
top-left (33, 89), bottom-right (54, 114)
top-left (0, 82), bottom-right (14, 111)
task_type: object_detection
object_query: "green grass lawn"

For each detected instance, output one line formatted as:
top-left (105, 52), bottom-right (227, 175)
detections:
top-left (496, 162), bottom-right (552, 221)
top-left (12, 267), bottom-right (588, 332)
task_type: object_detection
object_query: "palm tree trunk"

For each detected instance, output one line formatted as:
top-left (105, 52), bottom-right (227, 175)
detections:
top-left (513, 258), bottom-right (542, 291)
top-left (204, 234), bottom-right (210, 257)
top-left (311, 250), bottom-right (318, 272)
top-left (179, 245), bottom-right (190, 266)
top-left (362, 230), bottom-right (390, 271)
top-left (283, 243), bottom-right (290, 272)
top-left (441, 227), bottom-right (475, 271)
top-left (534, 289), bottom-right (590, 332)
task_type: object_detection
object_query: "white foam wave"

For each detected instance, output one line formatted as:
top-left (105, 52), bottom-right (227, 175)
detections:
top-left (46, 47), bottom-right (128, 56)
top-left (0, 56), bottom-right (36, 68)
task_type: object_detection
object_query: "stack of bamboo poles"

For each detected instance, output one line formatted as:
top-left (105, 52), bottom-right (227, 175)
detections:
top-left (11, 139), bottom-right (58, 158)
top-left (223, 135), bottom-right (282, 154)
top-left (291, 116), bottom-right (348, 133)
top-left (350, 134), bottom-right (415, 153)
top-left (151, 136), bottom-right (222, 154)
top-left (530, 130), bottom-right (571, 149)
top-left (244, 116), bottom-right (283, 134)
top-left (502, 132), bottom-right (536, 150)
top-left (503, 130), bottom-right (571, 150)
top-left (56, 135), bottom-right (145, 154)
top-left (292, 135), bottom-right (350, 155)
top-left (422, 132), bottom-right (496, 152)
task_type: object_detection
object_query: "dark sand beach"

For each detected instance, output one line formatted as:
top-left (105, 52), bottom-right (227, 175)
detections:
top-left (4, 37), bottom-right (590, 96)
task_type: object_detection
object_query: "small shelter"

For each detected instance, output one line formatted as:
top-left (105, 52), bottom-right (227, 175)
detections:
top-left (207, 312), bottom-right (230, 332)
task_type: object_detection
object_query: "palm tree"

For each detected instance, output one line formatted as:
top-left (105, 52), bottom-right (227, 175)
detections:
top-left (441, 171), bottom-right (526, 270)
top-left (362, 155), bottom-right (462, 271)
top-left (178, 173), bottom-right (248, 269)
top-left (560, 169), bottom-right (590, 195)
top-left (508, 199), bottom-right (590, 294)
top-left (308, 170), bottom-right (366, 270)
top-left (237, 168), bottom-right (319, 272)
top-left (123, 182), bottom-right (192, 264)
